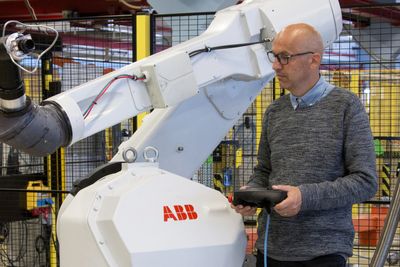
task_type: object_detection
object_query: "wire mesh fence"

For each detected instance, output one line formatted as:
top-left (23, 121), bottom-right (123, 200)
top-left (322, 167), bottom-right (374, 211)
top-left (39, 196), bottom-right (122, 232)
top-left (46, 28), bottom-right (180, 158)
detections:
top-left (324, 5), bottom-right (400, 266)
top-left (0, 15), bottom-right (136, 266)
top-left (0, 3), bottom-right (399, 266)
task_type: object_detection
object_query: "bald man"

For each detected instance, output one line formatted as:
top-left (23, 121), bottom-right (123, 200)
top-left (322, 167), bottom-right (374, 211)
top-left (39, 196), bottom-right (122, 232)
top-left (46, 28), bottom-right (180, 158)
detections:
top-left (232, 23), bottom-right (377, 267)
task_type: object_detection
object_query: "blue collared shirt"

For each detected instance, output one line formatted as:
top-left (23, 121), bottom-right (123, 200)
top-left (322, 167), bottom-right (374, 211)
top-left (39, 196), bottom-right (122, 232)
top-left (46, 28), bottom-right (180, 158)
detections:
top-left (289, 76), bottom-right (334, 110)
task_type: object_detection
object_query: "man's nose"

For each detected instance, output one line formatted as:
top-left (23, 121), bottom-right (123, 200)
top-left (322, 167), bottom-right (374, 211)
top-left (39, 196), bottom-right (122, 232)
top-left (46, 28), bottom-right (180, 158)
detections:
top-left (272, 59), bottom-right (282, 71)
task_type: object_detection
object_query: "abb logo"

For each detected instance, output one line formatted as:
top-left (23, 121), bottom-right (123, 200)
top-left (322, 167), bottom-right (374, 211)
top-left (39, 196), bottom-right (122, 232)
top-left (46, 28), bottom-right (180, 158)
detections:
top-left (163, 204), bottom-right (198, 222)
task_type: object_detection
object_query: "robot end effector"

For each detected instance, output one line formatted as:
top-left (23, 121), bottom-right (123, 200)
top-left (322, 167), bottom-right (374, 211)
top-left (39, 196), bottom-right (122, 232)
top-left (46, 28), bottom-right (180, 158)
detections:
top-left (0, 32), bottom-right (70, 156)
top-left (0, 32), bottom-right (34, 112)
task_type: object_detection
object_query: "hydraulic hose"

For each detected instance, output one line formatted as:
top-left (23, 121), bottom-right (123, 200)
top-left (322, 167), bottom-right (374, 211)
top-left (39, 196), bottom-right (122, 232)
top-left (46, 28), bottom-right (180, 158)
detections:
top-left (0, 99), bottom-right (71, 156)
top-left (0, 33), bottom-right (71, 156)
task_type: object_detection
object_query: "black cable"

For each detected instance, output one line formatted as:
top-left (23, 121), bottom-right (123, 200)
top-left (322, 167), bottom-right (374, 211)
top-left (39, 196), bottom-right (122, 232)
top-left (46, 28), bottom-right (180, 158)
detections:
top-left (0, 220), bottom-right (35, 267)
top-left (11, 221), bottom-right (27, 265)
top-left (188, 39), bottom-right (269, 58)
top-left (0, 223), bottom-right (9, 244)
top-left (35, 235), bottom-right (46, 254)
top-left (22, 220), bottom-right (28, 262)
top-left (33, 235), bottom-right (46, 267)
top-left (26, 216), bottom-right (50, 267)
top-left (10, 221), bottom-right (28, 265)
top-left (0, 246), bottom-right (16, 267)
top-left (50, 230), bottom-right (59, 265)
top-left (49, 205), bottom-right (60, 264)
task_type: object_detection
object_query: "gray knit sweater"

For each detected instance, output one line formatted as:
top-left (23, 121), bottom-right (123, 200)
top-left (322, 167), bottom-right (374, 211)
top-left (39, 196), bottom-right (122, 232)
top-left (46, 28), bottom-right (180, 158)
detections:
top-left (248, 87), bottom-right (378, 261)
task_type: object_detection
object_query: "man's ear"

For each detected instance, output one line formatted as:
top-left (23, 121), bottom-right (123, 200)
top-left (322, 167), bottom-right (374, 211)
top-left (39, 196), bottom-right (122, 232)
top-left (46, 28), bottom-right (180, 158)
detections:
top-left (310, 53), bottom-right (322, 69)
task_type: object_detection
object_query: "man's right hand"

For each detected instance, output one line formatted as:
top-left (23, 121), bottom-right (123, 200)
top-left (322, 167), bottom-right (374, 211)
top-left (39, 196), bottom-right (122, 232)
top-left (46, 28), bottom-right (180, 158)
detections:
top-left (231, 204), bottom-right (257, 216)
top-left (230, 185), bottom-right (257, 216)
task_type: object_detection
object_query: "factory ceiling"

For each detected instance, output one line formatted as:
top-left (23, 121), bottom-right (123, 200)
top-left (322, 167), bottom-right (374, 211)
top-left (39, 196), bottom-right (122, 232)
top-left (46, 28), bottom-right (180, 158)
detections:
top-left (0, 0), bottom-right (398, 26)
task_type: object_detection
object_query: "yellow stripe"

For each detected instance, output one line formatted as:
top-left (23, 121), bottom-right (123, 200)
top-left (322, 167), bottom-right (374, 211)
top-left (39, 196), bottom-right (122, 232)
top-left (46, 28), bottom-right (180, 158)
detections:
top-left (136, 14), bottom-right (151, 128)
top-left (50, 197), bottom-right (57, 267)
top-left (381, 164), bottom-right (391, 197)
top-left (60, 147), bottom-right (66, 193)
top-left (105, 128), bottom-right (113, 161)
top-left (349, 70), bottom-right (359, 96)
top-left (235, 148), bottom-right (243, 168)
top-left (255, 95), bottom-right (263, 153)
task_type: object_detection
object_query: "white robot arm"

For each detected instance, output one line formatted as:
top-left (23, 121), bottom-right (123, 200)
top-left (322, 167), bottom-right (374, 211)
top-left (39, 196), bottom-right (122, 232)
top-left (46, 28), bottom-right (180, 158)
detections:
top-left (0, 0), bottom-right (341, 177)
top-left (0, 0), bottom-right (342, 266)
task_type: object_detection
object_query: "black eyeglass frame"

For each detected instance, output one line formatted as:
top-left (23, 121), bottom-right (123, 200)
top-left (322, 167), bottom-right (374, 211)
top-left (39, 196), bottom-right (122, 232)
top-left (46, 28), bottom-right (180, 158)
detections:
top-left (267, 51), bottom-right (315, 65)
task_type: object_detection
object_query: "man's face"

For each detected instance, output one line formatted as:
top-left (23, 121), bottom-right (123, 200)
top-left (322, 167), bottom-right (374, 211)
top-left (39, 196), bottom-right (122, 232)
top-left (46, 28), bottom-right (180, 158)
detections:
top-left (271, 36), bottom-right (314, 92)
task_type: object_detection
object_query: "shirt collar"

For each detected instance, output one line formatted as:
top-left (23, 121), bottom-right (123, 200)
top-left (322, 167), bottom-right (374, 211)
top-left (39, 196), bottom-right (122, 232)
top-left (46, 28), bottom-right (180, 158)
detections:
top-left (289, 76), bottom-right (332, 110)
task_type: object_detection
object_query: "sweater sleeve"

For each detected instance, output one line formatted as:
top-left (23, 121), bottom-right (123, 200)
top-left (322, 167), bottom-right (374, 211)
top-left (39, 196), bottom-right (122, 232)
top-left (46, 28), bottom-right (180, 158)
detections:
top-left (299, 95), bottom-right (378, 211)
top-left (247, 109), bottom-right (271, 188)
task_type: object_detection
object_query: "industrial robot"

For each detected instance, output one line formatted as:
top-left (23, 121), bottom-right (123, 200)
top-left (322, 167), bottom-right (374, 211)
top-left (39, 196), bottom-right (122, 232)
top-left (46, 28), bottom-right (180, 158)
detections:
top-left (0, 0), bottom-right (342, 266)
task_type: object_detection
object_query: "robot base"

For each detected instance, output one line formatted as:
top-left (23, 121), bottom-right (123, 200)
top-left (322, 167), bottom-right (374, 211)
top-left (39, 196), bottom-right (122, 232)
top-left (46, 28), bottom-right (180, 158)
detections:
top-left (57, 162), bottom-right (246, 267)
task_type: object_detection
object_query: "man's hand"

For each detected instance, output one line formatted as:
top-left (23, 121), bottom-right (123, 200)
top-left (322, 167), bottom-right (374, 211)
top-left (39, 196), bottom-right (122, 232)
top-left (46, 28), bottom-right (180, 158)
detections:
top-left (231, 204), bottom-right (257, 216)
top-left (230, 185), bottom-right (257, 216)
top-left (272, 185), bottom-right (302, 217)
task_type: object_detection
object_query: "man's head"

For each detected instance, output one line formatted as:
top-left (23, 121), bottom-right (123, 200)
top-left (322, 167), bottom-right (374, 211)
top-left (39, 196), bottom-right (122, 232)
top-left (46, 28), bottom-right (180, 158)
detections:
top-left (269, 23), bottom-right (324, 96)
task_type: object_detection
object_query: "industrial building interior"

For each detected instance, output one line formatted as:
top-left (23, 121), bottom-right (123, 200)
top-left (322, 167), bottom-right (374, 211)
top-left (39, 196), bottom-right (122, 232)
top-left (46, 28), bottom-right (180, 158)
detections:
top-left (0, 0), bottom-right (399, 266)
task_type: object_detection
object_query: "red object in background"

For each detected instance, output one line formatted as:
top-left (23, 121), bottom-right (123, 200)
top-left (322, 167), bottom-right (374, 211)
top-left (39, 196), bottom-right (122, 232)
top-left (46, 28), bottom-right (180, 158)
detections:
top-left (31, 206), bottom-right (51, 221)
top-left (246, 227), bottom-right (258, 255)
top-left (0, 0), bottom-right (150, 21)
top-left (353, 205), bottom-right (389, 246)
top-left (103, 68), bottom-right (115, 75)
top-left (227, 194), bottom-right (233, 204)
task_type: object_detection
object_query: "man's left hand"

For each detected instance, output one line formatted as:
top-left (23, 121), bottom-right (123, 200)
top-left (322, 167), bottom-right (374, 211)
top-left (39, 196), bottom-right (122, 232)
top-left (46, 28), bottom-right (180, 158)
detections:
top-left (272, 185), bottom-right (302, 217)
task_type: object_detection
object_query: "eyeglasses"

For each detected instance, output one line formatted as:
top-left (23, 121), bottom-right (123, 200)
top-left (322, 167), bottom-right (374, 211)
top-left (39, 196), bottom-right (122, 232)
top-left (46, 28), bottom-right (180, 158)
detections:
top-left (267, 51), bottom-right (314, 65)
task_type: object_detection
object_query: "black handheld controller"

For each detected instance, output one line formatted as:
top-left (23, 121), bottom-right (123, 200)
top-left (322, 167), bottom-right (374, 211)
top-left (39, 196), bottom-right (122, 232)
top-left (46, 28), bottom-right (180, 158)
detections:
top-left (232, 188), bottom-right (287, 211)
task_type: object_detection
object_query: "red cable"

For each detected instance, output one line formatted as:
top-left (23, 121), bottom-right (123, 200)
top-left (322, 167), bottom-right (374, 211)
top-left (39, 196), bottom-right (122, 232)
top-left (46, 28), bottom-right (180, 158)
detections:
top-left (83, 75), bottom-right (144, 119)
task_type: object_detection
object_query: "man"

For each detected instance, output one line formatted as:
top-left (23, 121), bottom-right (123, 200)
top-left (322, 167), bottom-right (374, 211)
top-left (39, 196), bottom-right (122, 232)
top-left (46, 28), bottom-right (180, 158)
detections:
top-left (232, 23), bottom-right (377, 267)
